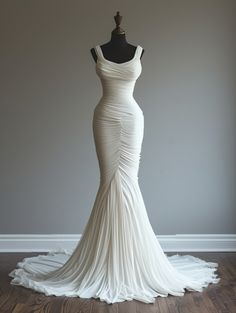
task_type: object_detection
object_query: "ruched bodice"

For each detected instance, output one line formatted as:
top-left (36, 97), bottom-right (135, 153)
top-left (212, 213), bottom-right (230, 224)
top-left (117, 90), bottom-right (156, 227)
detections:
top-left (95, 45), bottom-right (142, 101)
top-left (8, 43), bottom-right (220, 305)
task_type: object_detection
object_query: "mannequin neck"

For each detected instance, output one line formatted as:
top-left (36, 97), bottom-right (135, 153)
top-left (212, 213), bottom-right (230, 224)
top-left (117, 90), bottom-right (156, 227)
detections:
top-left (109, 33), bottom-right (128, 47)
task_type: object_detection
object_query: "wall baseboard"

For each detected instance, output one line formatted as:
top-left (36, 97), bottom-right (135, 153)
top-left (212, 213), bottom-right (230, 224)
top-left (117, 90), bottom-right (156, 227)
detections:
top-left (0, 234), bottom-right (235, 253)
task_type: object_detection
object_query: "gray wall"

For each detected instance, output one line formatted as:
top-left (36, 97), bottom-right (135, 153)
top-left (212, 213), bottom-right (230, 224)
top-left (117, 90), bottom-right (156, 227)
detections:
top-left (1, 0), bottom-right (235, 235)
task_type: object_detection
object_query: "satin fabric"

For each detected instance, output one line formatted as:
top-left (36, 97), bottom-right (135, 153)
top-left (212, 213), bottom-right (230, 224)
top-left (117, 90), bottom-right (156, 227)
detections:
top-left (8, 44), bottom-right (220, 304)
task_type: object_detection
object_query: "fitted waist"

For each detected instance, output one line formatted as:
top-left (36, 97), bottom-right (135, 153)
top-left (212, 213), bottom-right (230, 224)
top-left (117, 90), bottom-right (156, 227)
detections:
top-left (100, 79), bottom-right (136, 99)
top-left (94, 97), bottom-right (143, 118)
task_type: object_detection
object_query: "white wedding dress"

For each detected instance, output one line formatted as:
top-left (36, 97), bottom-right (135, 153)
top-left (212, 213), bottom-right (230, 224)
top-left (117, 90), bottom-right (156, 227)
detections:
top-left (9, 44), bottom-right (220, 304)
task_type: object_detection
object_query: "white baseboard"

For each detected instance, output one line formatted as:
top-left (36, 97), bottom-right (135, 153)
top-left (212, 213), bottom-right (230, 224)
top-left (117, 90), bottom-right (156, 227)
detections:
top-left (0, 234), bottom-right (235, 253)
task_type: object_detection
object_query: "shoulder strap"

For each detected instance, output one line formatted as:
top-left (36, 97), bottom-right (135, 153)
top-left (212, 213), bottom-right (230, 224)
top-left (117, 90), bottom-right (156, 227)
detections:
top-left (136, 45), bottom-right (143, 58)
top-left (94, 45), bottom-right (102, 58)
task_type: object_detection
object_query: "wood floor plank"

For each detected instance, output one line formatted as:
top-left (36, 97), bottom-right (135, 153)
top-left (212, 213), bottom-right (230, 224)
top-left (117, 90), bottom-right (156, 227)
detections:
top-left (12, 303), bottom-right (29, 313)
top-left (91, 299), bottom-right (118, 313)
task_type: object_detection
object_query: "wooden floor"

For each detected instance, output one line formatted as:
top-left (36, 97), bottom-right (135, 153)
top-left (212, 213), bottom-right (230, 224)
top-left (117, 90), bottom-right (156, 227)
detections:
top-left (0, 252), bottom-right (235, 313)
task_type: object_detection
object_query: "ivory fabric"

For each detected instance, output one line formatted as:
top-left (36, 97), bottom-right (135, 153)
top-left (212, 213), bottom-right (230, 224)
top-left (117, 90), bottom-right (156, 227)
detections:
top-left (8, 44), bottom-right (220, 304)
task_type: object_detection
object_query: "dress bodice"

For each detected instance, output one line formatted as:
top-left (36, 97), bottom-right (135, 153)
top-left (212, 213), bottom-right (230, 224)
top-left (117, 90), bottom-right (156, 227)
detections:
top-left (95, 45), bottom-right (143, 100)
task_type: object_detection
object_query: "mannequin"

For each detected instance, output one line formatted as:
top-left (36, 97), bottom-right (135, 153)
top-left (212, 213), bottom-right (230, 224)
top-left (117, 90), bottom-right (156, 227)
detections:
top-left (91, 11), bottom-right (144, 64)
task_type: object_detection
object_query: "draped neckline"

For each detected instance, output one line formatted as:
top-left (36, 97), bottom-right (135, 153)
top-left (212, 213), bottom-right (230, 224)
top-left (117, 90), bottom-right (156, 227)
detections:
top-left (96, 45), bottom-right (140, 65)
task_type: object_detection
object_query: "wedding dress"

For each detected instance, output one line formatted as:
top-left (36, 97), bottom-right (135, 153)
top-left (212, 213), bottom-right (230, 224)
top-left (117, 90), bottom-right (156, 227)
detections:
top-left (8, 44), bottom-right (220, 304)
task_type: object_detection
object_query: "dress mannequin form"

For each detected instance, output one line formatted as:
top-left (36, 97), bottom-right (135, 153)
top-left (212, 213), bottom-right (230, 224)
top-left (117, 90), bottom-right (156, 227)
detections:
top-left (90, 11), bottom-right (144, 64)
